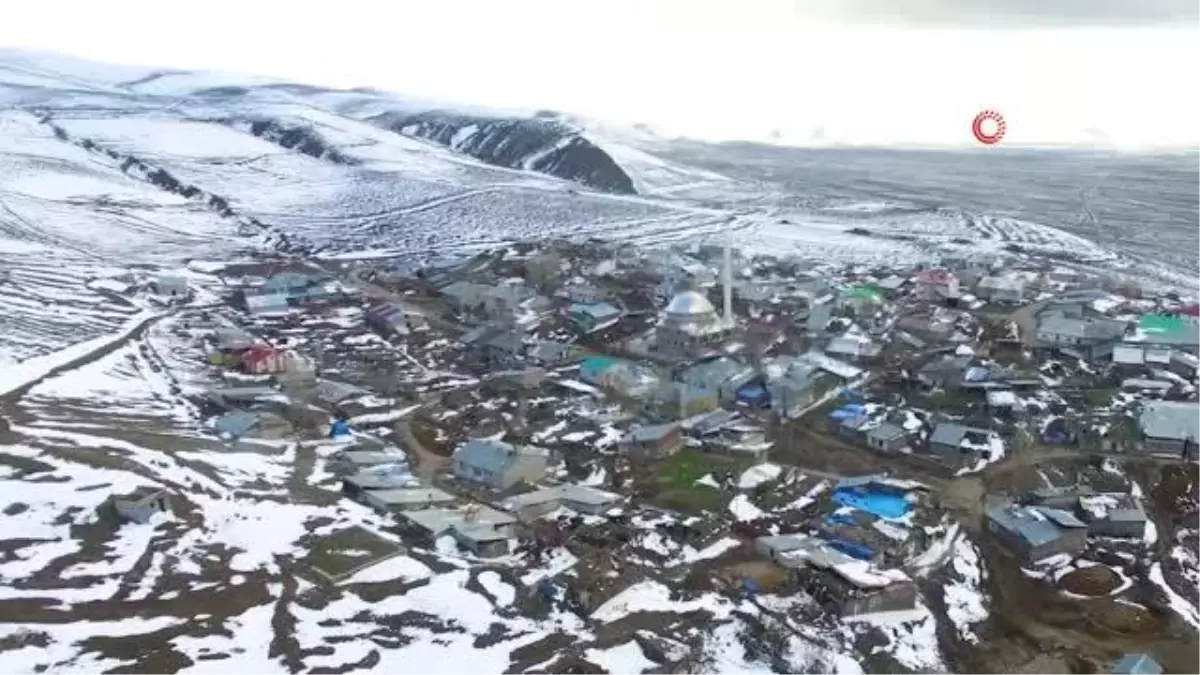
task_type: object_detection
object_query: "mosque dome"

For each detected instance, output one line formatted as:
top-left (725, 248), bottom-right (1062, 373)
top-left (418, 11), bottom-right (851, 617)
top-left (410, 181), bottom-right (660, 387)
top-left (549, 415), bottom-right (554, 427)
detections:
top-left (665, 290), bottom-right (716, 319)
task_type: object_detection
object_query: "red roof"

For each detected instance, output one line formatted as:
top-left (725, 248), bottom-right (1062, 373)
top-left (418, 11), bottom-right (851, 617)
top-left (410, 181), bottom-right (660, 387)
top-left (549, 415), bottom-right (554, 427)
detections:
top-left (917, 269), bottom-right (955, 286)
top-left (1179, 304), bottom-right (1200, 317)
top-left (242, 345), bottom-right (280, 362)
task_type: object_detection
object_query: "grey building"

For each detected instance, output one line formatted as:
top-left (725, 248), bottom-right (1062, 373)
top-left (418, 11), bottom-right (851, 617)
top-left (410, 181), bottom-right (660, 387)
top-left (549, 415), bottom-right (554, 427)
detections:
top-left (500, 485), bottom-right (622, 521)
top-left (759, 535), bottom-right (918, 617)
top-left (315, 379), bottom-right (369, 408)
top-left (986, 501), bottom-right (1088, 562)
top-left (768, 369), bottom-right (817, 420)
top-left (1138, 401), bottom-right (1200, 456)
top-left (1078, 493), bottom-right (1148, 539)
top-left (1035, 313), bottom-right (1126, 361)
top-left (109, 487), bottom-right (171, 524)
top-left (245, 292), bottom-right (289, 315)
top-left (916, 355), bottom-right (973, 389)
top-left (682, 357), bottom-right (756, 404)
top-left (399, 505), bottom-right (518, 558)
top-left (329, 450), bottom-right (409, 477)
top-left (977, 275), bottom-right (1026, 304)
top-left (152, 275), bottom-right (189, 298)
top-left (363, 487), bottom-right (458, 514)
top-left (212, 410), bottom-right (261, 440)
top-left (453, 439), bottom-right (549, 491)
top-left (927, 423), bottom-right (995, 458)
top-left (341, 467), bottom-right (417, 500)
top-left (866, 423), bottom-right (908, 453)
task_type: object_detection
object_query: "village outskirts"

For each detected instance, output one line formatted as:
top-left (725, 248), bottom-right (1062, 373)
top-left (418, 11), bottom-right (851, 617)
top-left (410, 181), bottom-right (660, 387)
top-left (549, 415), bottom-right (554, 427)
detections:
top-left (106, 236), bottom-right (1199, 675)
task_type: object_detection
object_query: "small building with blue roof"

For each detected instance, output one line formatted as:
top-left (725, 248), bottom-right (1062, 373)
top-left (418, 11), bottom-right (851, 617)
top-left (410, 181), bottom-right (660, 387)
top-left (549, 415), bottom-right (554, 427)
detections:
top-left (579, 357), bottom-right (619, 385)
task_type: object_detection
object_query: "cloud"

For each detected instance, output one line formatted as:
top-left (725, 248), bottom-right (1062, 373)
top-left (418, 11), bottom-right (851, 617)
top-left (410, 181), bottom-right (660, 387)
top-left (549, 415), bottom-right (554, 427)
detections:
top-left (797, 0), bottom-right (1198, 26)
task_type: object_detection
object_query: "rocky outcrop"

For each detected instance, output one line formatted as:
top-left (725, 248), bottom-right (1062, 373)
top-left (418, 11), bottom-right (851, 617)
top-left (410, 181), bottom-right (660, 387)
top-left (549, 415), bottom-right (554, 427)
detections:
top-left (371, 110), bottom-right (636, 195)
top-left (226, 118), bottom-right (359, 165)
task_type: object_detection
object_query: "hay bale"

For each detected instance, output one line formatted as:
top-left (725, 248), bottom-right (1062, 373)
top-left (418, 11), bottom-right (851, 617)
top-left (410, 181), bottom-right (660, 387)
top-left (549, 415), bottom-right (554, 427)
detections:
top-left (1059, 565), bottom-right (1119, 597)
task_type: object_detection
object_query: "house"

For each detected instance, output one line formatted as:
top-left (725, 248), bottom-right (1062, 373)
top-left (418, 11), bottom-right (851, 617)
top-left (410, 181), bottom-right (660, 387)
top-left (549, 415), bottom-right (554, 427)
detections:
top-left (529, 340), bottom-right (574, 366)
top-left (620, 423), bottom-right (683, 456)
top-left (481, 331), bottom-right (525, 368)
top-left (801, 294), bottom-right (833, 333)
top-left (977, 275), bottom-right (1026, 304)
top-left (767, 364), bottom-right (818, 420)
top-left (500, 485), bottom-right (622, 521)
top-left (654, 381), bottom-right (720, 420)
top-left (927, 423), bottom-right (998, 459)
top-left (207, 386), bottom-right (286, 409)
top-left (481, 279), bottom-right (535, 318)
top-left (825, 334), bottom-right (881, 362)
top-left (759, 535), bottom-right (918, 617)
top-left (341, 467), bottom-right (417, 499)
top-left (1137, 401), bottom-right (1199, 456)
top-left (1169, 351), bottom-right (1199, 379)
top-left (363, 487), bottom-right (459, 514)
top-left (1077, 493), bottom-right (1148, 539)
top-left (915, 269), bottom-right (960, 301)
top-left (916, 355), bottom-right (972, 389)
top-left (245, 292), bottom-right (290, 315)
top-left (865, 423), bottom-right (908, 453)
top-left (452, 439), bottom-right (549, 491)
top-left (1111, 653), bottom-right (1162, 675)
top-left (151, 274), bottom-right (189, 298)
top-left (254, 272), bottom-right (331, 301)
top-left (398, 505), bottom-right (518, 557)
top-left (600, 362), bottom-right (661, 398)
top-left (986, 500), bottom-right (1087, 562)
top-left (682, 357), bottom-right (756, 404)
top-left (827, 404), bottom-right (871, 440)
top-left (837, 285), bottom-right (883, 316)
top-left (1035, 313), bottom-right (1126, 360)
top-left (240, 345), bottom-right (286, 375)
top-left (314, 379), bottom-right (368, 409)
top-left (566, 301), bottom-right (622, 333)
top-left (329, 449), bottom-right (408, 476)
top-left (365, 301), bottom-right (419, 336)
top-left (874, 275), bottom-right (909, 298)
top-left (1134, 313), bottom-right (1200, 355)
top-left (579, 357), bottom-right (619, 385)
top-left (109, 487), bottom-right (171, 524)
top-left (440, 281), bottom-right (490, 312)
top-left (211, 326), bottom-right (257, 364)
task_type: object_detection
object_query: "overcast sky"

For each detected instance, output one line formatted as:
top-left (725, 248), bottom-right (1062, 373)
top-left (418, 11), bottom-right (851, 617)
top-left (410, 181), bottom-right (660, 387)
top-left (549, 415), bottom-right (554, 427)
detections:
top-left (2, 0), bottom-right (1197, 148)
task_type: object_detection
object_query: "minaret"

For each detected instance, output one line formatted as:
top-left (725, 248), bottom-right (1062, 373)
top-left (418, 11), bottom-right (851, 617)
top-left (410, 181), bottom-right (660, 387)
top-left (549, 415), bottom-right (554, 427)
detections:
top-left (722, 234), bottom-right (734, 326)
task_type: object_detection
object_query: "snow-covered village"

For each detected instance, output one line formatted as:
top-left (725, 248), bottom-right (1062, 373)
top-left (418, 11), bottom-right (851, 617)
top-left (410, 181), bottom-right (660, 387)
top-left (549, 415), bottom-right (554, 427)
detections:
top-left (2, 236), bottom-right (1195, 674)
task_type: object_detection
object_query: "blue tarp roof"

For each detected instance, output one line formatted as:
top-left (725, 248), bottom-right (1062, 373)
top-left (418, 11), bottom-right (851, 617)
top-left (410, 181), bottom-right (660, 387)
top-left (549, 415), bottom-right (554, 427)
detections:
top-left (1112, 653), bottom-right (1162, 675)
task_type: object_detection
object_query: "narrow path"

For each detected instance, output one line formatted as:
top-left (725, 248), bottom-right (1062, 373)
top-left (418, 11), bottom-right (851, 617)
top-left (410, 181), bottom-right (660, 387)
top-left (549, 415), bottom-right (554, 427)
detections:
top-left (394, 419), bottom-right (449, 483)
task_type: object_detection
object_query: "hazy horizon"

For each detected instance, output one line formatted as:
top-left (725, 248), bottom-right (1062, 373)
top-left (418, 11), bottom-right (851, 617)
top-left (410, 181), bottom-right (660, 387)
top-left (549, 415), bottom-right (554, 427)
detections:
top-left (1, 0), bottom-right (1197, 150)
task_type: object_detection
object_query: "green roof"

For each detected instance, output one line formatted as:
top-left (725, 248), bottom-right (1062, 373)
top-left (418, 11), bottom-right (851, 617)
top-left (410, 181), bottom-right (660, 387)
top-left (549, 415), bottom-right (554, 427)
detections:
top-left (841, 284), bottom-right (882, 301)
top-left (1139, 314), bottom-right (1185, 334)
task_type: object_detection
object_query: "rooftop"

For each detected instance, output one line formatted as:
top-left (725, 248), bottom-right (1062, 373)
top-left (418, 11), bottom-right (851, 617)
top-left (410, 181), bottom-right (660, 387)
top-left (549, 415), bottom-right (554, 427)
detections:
top-left (665, 290), bottom-right (716, 317)
top-left (1138, 401), bottom-right (1200, 442)
top-left (987, 502), bottom-right (1086, 548)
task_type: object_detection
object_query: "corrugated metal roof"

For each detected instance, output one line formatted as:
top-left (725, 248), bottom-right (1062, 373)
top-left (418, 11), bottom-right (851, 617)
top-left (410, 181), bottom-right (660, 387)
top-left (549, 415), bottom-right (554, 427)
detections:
top-left (214, 411), bottom-right (258, 438)
top-left (987, 502), bottom-right (1084, 548)
top-left (454, 439), bottom-right (518, 474)
top-left (1139, 401), bottom-right (1200, 442)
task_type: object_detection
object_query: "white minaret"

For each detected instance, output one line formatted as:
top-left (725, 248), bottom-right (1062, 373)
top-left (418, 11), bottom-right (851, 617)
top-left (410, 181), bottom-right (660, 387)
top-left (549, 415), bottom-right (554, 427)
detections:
top-left (722, 233), bottom-right (734, 325)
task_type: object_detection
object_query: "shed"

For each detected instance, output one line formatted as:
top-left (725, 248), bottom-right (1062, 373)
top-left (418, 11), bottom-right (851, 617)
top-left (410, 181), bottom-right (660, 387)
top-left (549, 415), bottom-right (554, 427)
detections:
top-left (865, 423), bottom-right (908, 453)
top-left (341, 468), bottom-right (416, 499)
top-left (1138, 401), bottom-right (1200, 456)
top-left (110, 487), bottom-right (171, 524)
top-left (500, 485), bottom-right (622, 520)
top-left (152, 275), bottom-right (189, 297)
top-left (928, 423), bottom-right (994, 458)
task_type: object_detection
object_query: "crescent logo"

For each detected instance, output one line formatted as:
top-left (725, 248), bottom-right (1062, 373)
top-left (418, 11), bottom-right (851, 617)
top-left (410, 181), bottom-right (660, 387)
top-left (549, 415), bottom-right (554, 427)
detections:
top-left (972, 110), bottom-right (1007, 145)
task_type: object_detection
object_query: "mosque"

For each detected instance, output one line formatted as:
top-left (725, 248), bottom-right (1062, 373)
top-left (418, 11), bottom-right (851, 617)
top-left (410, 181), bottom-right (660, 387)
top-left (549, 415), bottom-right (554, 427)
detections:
top-left (654, 241), bottom-right (737, 358)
